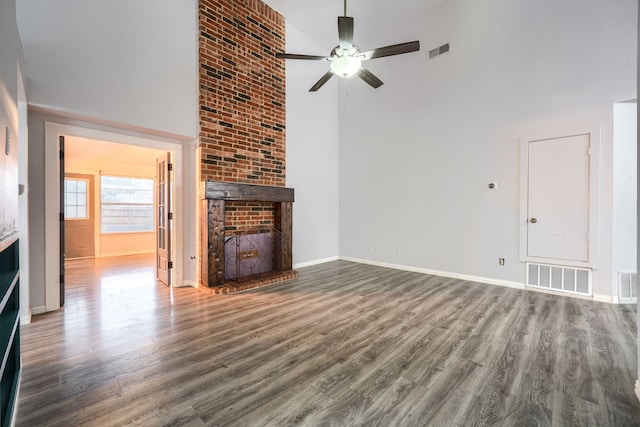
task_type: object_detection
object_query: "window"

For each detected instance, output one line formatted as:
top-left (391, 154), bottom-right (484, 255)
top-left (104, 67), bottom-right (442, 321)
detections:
top-left (101, 176), bottom-right (154, 233)
top-left (64, 178), bottom-right (89, 219)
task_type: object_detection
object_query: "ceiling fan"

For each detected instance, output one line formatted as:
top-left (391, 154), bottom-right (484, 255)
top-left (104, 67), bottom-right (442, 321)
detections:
top-left (276, 0), bottom-right (421, 92)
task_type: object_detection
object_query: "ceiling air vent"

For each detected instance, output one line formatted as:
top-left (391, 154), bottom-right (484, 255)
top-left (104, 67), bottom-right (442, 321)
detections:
top-left (428, 43), bottom-right (450, 59)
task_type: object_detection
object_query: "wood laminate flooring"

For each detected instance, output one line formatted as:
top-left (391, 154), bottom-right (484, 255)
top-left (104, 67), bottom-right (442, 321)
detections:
top-left (16, 255), bottom-right (640, 426)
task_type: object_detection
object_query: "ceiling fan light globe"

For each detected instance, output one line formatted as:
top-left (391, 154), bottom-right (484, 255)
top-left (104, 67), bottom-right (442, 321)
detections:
top-left (330, 55), bottom-right (361, 77)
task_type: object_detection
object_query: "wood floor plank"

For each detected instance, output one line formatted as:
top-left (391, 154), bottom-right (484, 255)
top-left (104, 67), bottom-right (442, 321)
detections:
top-left (259, 385), bottom-right (335, 426)
top-left (15, 256), bottom-right (640, 426)
top-left (555, 327), bottom-right (602, 405)
top-left (551, 389), bottom-right (609, 426)
top-left (398, 356), bottom-right (483, 425)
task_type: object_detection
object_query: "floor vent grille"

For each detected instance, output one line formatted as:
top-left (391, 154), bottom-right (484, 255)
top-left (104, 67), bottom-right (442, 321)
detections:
top-left (526, 263), bottom-right (591, 296)
top-left (619, 271), bottom-right (637, 301)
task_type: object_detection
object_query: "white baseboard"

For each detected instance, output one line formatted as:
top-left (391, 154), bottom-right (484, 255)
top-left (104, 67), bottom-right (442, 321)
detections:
top-left (336, 257), bottom-right (625, 304)
top-left (31, 305), bottom-right (46, 315)
top-left (635, 380), bottom-right (640, 403)
top-left (618, 297), bottom-right (637, 305)
top-left (338, 256), bottom-right (524, 290)
top-left (20, 308), bottom-right (32, 325)
top-left (593, 294), bottom-right (619, 304)
top-left (99, 251), bottom-right (155, 258)
top-left (176, 279), bottom-right (198, 288)
top-left (525, 286), bottom-right (600, 302)
top-left (294, 256), bottom-right (340, 270)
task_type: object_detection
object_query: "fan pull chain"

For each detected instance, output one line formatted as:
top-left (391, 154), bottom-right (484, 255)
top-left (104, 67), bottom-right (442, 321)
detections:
top-left (344, 77), bottom-right (349, 113)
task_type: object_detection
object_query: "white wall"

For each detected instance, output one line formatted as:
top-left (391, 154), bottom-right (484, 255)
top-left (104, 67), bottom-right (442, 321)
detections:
top-left (612, 102), bottom-right (637, 296)
top-left (338, 0), bottom-right (637, 297)
top-left (18, 65), bottom-right (30, 323)
top-left (16, 0), bottom-right (198, 139)
top-left (285, 24), bottom-right (340, 267)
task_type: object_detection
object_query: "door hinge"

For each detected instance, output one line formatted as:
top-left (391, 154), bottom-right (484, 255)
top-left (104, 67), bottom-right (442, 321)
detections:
top-left (168, 212), bottom-right (173, 220)
top-left (168, 261), bottom-right (173, 269)
top-left (168, 163), bottom-right (173, 171)
top-left (59, 212), bottom-right (64, 221)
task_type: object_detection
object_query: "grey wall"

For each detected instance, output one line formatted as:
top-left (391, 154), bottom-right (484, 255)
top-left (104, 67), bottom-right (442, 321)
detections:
top-left (16, 0), bottom-right (200, 310)
top-left (338, 0), bottom-right (637, 297)
top-left (26, 110), bottom-right (197, 308)
top-left (17, 0), bottom-right (199, 139)
top-left (0, 0), bottom-right (27, 319)
top-left (0, 0), bottom-right (24, 242)
top-left (285, 24), bottom-right (340, 266)
top-left (16, 0), bottom-right (638, 306)
top-left (17, 1), bottom-right (343, 290)
top-left (637, 0), bottom-right (639, 395)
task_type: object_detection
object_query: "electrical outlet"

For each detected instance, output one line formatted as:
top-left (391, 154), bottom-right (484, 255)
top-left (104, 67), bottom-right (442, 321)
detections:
top-left (499, 258), bottom-right (505, 266)
top-left (394, 247), bottom-right (401, 255)
top-left (368, 242), bottom-right (374, 251)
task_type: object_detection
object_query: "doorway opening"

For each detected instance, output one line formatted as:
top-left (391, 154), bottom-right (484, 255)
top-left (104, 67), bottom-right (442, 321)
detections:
top-left (44, 122), bottom-right (186, 312)
top-left (62, 137), bottom-right (173, 302)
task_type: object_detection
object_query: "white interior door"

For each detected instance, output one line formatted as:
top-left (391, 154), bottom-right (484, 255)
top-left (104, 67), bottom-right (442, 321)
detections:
top-left (156, 152), bottom-right (171, 285)
top-left (527, 134), bottom-right (590, 262)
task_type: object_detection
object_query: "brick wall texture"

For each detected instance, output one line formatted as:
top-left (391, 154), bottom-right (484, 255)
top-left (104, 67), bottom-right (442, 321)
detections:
top-left (224, 201), bottom-right (275, 233)
top-left (199, 0), bottom-right (286, 187)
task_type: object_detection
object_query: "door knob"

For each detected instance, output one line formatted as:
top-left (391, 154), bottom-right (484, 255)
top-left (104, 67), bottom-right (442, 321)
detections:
top-left (529, 218), bottom-right (537, 224)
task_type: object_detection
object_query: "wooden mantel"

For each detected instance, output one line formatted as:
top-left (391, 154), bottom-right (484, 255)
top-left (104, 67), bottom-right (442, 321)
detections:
top-left (200, 181), bottom-right (295, 288)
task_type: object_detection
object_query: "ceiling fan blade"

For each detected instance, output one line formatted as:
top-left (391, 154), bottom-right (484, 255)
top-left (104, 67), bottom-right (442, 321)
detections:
top-left (276, 53), bottom-right (329, 61)
top-left (309, 70), bottom-right (335, 92)
top-left (357, 66), bottom-right (383, 89)
top-left (338, 16), bottom-right (354, 51)
top-left (361, 41), bottom-right (420, 60)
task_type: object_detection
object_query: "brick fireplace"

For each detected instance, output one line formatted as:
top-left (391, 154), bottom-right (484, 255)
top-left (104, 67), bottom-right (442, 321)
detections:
top-left (200, 181), bottom-right (296, 293)
top-left (198, 0), bottom-right (295, 293)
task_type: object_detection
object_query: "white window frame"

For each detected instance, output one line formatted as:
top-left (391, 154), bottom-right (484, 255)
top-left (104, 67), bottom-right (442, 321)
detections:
top-left (64, 177), bottom-right (90, 220)
top-left (100, 175), bottom-right (155, 234)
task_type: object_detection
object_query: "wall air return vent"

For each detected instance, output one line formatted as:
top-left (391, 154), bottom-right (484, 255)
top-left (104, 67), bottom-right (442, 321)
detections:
top-left (428, 43), bottom-right (450, 60)
top-left (618, 271), bottom-right (637, 302)
top-left (526, 262), bottom-right (591, 296)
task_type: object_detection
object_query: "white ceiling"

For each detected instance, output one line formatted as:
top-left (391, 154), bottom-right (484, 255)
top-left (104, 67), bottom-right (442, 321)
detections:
top-left (65, 136), bottom-right (166, 165)
top-left (263, 0), bottom-right (446, 53)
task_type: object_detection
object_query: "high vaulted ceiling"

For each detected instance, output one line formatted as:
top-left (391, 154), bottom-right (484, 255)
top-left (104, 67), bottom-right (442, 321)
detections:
top-left (262, 0), bottom-right (446, 53)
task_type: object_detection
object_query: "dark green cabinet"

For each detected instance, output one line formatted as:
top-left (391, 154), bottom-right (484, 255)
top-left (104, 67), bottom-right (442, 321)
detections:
top-left (0, 239), bottom-right (19, 427)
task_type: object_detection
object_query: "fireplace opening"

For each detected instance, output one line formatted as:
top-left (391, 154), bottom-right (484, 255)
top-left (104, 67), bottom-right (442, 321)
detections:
top-left (224, 226), bottom-right (282, 281)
